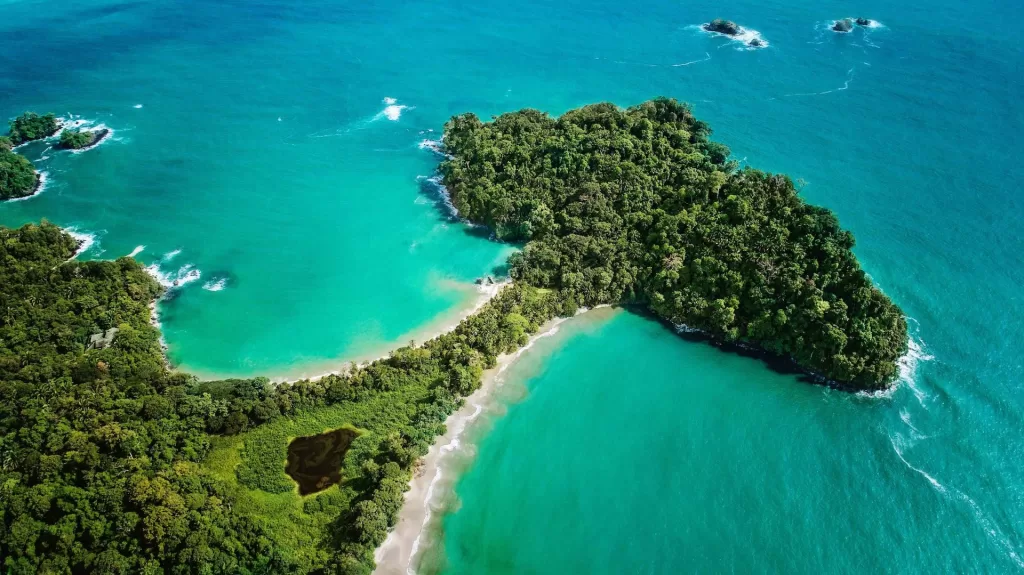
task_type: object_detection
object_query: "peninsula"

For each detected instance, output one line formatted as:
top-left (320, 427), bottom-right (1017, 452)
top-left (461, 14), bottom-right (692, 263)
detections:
top-left (0, 99), bottom-right (907, 574)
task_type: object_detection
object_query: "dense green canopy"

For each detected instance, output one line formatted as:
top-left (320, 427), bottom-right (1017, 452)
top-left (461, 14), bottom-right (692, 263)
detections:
top-left (58, 128), bottom-right (93, 150)
top-left (0, 222), bottom-right (569, 574)
top-left (0, 98), bottom-right (909, 573)
top-left (0, 147), bottom-right (38, 200)
top-left (0, 223), bottom-right (289, 573)
top-left (7, 112), bottom-right (59, 146)
top-left (440, 98), bottom-right (907, 387)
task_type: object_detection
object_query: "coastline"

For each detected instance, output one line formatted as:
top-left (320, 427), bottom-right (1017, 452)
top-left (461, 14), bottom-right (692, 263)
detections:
top-left (4, 170), bottom-right (48, 202)
top-left (373, 305), bottom-right (611, 575)
top-left (263, 279), bottom-right (512, 384)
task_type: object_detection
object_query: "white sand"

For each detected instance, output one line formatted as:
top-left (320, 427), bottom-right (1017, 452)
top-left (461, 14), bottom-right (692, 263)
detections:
top-left (373, 305), bottom-right (609, 574)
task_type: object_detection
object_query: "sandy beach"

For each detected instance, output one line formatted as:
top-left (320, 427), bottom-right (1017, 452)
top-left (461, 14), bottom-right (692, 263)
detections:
top-left (266, 279), bottom-right (512, 384)
top-left (373, 306), bottom-right (607, 575)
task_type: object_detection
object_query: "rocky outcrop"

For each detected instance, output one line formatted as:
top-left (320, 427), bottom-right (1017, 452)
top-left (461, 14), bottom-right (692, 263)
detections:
top-left (832, 19), bottom-right (853, 32)
top-left (704, 19), bottom-right (742, 36)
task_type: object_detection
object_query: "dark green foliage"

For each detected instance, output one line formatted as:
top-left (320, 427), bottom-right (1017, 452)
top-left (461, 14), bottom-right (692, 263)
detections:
top-left (0, 221), bottom-right (567, 573)
top-left (0, 136), bottom-right (12, 150)
top-left (7, 112), bottom-right (59, 146)
top-left (0, 98), bottom-right (908, 573)
top-left (0, 147), bottom-right (38, 200)
top-left (439, 98), bottom-right (907, 388)
top-left (0, 222), bottom-right (282, 574)
top-left (58, 128), bottom-right (94, 150)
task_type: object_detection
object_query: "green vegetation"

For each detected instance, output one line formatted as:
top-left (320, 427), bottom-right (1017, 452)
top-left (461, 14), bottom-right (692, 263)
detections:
top-left (0, 98), bottom-right (907, 573)
top-left (0, 221), bottom-right (568, 573)
top-left (0, 222), bottom-right (287, 573)
top-left (7, 112), bottom-right (59, 146)
top-left (58, 128), bottom-right (95, 150)
top-left (440, 98), bottom-right (907, 387)
top-left (0, 146), bottom-right (39, 200)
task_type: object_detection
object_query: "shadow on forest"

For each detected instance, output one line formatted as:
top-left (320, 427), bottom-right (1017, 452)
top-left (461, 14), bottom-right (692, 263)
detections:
top-left (624, 306), bottom-right (824, 387)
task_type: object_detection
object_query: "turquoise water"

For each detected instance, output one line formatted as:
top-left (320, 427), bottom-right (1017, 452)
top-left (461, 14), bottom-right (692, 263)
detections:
top-left (2, 0), bottom-right (1022, 571)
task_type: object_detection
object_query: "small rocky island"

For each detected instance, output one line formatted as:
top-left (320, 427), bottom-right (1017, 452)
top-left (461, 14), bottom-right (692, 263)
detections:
top-left (58, 127), bottom-right (110, 151)
top-left (832, 18), bottom-right (853, 32)
top-left (833, 17), bottom-right (875, 32)
top-left (703, 18), bottom-right (741, 36)
top-left (703, 18), bottom-right (764, 48)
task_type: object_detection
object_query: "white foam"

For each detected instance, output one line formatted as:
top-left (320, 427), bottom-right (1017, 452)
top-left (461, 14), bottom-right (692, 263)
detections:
top-left (899, 336), bottom-right (934, 404)
top-left (127, 245), bottom-right (145, 258)
top-left (785, 67), bottom-right (855, 97)
top-left (418, 138), bottom-right (444, 155)
top-left (952, 488), bottom-right (1024, 568)
top-left (202, 277), bottom-right (228, 292)
top-left (383, 97), bottom-right (397, 105)
top-left (145, 262), bottom-right (202, 289)
top-left (382, 104), bottom-right (407, 121)
top-left (418, 174), bottom-right (460, 218)
top-left (68, 124), bottom-right (114, 154)
top-left (672, 52), bottom-right (712, 67)
top-left (66, 229), bottom-right (97, 259)
top-left (133, 104), bottom-right (143, 109)
top-left (889, 434), bottom-right (946, 493)
top-left (5, 171), bottom-right (48, 202)
top-left (406, 401), bottom-right (486, 574)
top-left (162, 249), bottom-right (182, 262)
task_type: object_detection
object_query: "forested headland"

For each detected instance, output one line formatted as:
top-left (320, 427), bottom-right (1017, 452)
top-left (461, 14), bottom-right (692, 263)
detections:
top-left (440, 98), bottom-right (907, 387)
top-left (0, 98), bottom-right (907, 574)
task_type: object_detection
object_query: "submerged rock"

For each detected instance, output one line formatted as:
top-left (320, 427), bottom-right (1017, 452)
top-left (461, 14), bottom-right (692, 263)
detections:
top-left (832, 19), bottom-right (853, 32)
top-left (704, 19), bottom-right (742, 36)
top-left (748, 38), bottom-right (764, 47)
top-left (856, 17), bottom-right (873, 27)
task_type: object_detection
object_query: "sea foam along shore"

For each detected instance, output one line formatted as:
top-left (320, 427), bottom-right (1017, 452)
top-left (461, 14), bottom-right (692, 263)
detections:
top-left (373, 304), bottom-right (612, 575)
top-left (4, 171), bottom-right (49, 202)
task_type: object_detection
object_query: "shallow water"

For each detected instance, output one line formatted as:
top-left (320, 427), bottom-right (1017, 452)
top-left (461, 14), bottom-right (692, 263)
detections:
top-left (2, 0), bottom-right (1022, 571)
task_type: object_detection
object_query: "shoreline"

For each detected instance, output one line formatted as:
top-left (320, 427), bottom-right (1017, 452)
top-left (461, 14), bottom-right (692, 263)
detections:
top-left (272, 279), bottom-right (511, 384)
top-left (4, 170), bottom-right (48, 202)
top-left (373, 305), bottom-right (610, 575)
top-left (161, 278), bottom-right (513, 384)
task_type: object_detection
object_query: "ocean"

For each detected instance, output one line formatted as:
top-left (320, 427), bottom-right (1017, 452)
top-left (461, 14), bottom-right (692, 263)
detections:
top-left (2, 0), bottom-right (1021, 572)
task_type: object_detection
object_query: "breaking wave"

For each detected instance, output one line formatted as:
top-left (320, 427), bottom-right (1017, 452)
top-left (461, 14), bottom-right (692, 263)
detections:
top-left (145, 260), bottom-right (202, 290)
top-left (65, 229), bottom-right (98, 259)
top-left (202, 277), bottom-right (228, 292)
